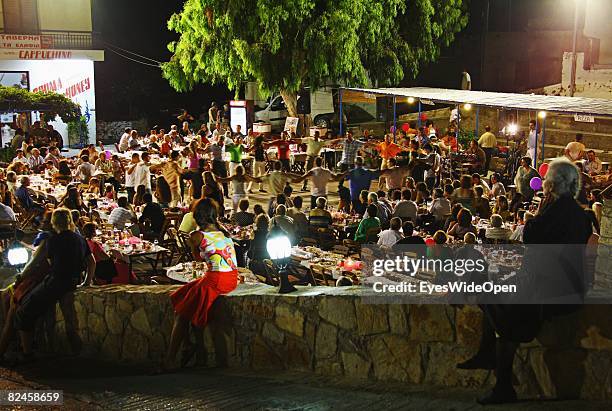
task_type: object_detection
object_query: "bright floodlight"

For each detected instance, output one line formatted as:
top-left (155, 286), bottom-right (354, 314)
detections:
top-left (407, 97), bottom-right (415, 104)
top-left (266, 224), bottom-right (296, 293)
top-left (538, 111), bottom-right (547, 119)
top-left (464, 103), bottom-right (472, 111)
top-left (507, 123), bottom-right (518, 135)
top-left (8, 246), bottom-right (28, 266)
top-left (266, 233), bottom-right (292, 260)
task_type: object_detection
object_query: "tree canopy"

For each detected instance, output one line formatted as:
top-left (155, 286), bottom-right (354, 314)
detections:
top-left (0, 86), bottom-right (81, 123)
top-left (163, 0), bottom-right (468, 116)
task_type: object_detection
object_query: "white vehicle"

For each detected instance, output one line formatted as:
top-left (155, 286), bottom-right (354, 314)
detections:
top-left (254, 88), bottom-right (337, 132)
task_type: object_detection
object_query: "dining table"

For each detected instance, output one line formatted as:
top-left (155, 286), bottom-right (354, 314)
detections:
top-left (98, 232), bottom-right (169, 283)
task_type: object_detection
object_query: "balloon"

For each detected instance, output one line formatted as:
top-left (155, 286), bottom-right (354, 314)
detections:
top-left (530, 177), bottom-right (542, 191)
top-left (425, 238), bottom-right (435, 246)
top-left (401, 123), bottom-right (410, 132)
top-left (538, 163), bottom-right (549, 177)
top-left (105, 150), bottom-right (112, 160)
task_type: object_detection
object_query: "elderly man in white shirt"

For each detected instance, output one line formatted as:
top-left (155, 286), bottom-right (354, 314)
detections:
top-left (378, 217), bottom-right (403, 247)
top-left (392, 189), bottom-right (418, 222)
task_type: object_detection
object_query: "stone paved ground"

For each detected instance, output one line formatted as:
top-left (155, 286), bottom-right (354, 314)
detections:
top-left (3, 357), bottom-right (611, 411)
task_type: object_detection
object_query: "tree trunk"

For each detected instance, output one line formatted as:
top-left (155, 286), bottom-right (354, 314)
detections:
top-left (279, 89), bottom-right (298, 118)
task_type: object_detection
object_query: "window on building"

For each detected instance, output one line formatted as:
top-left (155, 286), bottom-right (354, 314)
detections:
top-left (2, 0), bottom-right (39, 34)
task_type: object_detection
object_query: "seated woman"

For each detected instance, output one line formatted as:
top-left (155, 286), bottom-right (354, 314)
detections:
top-left (472, 186), bottom-right (492, 219)
top-left (155, 175), bottom-right (172, 208)
top-left (178, 202), bottom-right (198, 233)
top-left (53, 160), bottom-right (73, 185)
top-left (12, 208), bottom-right (95, 361)
top-left (81, 222), bottom-right (135, 284)
top-left (247, 214), bottom-right (271, 279)
top-left (0, 237), bottom-right (50, 360)
top-left (354, 190), bottom-right (369, 216)
top-left (485, 214), bottom-right (512, 242)
top-left (86, 177), bottom-right (101, 196)
top-left (159, 198), bottom-right (238, 372)
top-left (132, 185), bottom-right (147, 207)
top-left (451, 175), bottom-right (475, 212)
top-left (58, 185), bottom-right (85, 212)
top-left (443, 203), bottom-right (463, 232)
top-left (447, 208), bottom-right (477, 239)
top-left (492, 195), bottom-right (512, 221)
top-left (354, 204), bottom-right (381, 243)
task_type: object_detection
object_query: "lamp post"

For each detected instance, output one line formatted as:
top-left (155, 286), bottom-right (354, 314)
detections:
top-left (266, 224), bottom-right (296, 294)
top-left (570, 0), bottom-right (580, 96)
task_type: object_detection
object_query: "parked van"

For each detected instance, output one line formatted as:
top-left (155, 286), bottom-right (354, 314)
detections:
top-left (254, 87), bottom-right (343, 132)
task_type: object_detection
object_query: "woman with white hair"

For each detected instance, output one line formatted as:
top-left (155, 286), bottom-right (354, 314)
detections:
top-left (459, 159), bottom-right (592, 404)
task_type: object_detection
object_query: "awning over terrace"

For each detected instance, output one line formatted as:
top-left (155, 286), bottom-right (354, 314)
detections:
top-left (341, 87), bottom-right (612, 117)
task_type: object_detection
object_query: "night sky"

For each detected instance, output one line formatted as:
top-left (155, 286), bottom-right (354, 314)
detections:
top-left (92, 0), bottom-right (489, 125)
top-left (93, 0), bottom-right (231, 123)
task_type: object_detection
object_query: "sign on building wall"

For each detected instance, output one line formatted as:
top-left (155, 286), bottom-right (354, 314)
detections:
top-left (0, 49), bottom-right (104, 61)
top-left (0, 34), bottom-right (54, 49)
top-left (574, 114), bottom-right (595, 123)
top-left (0, 59), bottom-right (97, 144)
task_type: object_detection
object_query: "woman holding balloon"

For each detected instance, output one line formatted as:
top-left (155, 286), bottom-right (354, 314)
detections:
top-left (510, 156), bottom-right (541, 212)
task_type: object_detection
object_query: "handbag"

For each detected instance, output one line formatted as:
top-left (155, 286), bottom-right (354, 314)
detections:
top-left (95, 259), bottom-right (118, 282)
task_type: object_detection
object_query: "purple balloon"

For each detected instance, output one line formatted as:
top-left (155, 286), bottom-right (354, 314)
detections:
top-left (105, 150), bottom-right (112, 160)
top-left (530, 177), bottom-right (542, 191)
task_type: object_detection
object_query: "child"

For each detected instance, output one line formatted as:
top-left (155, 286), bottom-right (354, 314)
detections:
top-left (87, 177), bottom-right (101, 196)
top-left (104, 183), bottom-right (116, 200)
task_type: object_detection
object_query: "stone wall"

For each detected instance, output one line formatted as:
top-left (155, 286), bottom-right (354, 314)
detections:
top-left (44, 284), bottom-right (612, 400)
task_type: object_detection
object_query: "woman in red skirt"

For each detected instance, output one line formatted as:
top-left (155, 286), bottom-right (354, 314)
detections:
top-left (160, 197), bottom-right (238, 371)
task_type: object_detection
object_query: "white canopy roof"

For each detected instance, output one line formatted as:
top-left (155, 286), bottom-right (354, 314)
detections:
top-left (342, 87), bottom-right (612, 117)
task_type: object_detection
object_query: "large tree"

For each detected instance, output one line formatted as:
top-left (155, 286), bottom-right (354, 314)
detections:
top-left (163, 0), bottom-right (468, 117)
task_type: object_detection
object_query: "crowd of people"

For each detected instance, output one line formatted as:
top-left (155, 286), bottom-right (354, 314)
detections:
top-left (0, 109), bottom-right (609, 403)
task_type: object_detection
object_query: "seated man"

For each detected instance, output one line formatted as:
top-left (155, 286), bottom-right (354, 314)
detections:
top-left (485, 214), bottom-right (512, 242)
top-left (15, 176), bottom-right (45, 219)
top-left (108, 196), bottom-right (137, 230)
top-left (584, 150), bottom-right (603, 175)
top-left (287, 196), bottom-right (309, 238)
top-left (392, 188), bottom-right (418, 222)
top-left (397, 221), bottom-right (426, 246)
top-left (377, 217), bottom-right (403, 247)
top-left (269, 204), bottom-right (296, 244)
top-left (362, 192), bottom-right (390, 227)
top-left (0, 198), bottom-right (17, 237)
top-left (138, 193), bottom-right (165, 240)
top-left (232, 198), bottom-right (255, 227)
top-left (309, 196), bottom-right (332, 228)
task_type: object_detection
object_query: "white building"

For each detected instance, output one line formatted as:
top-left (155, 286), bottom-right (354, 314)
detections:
top-left (0, 0), bottom-right (103, 145)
